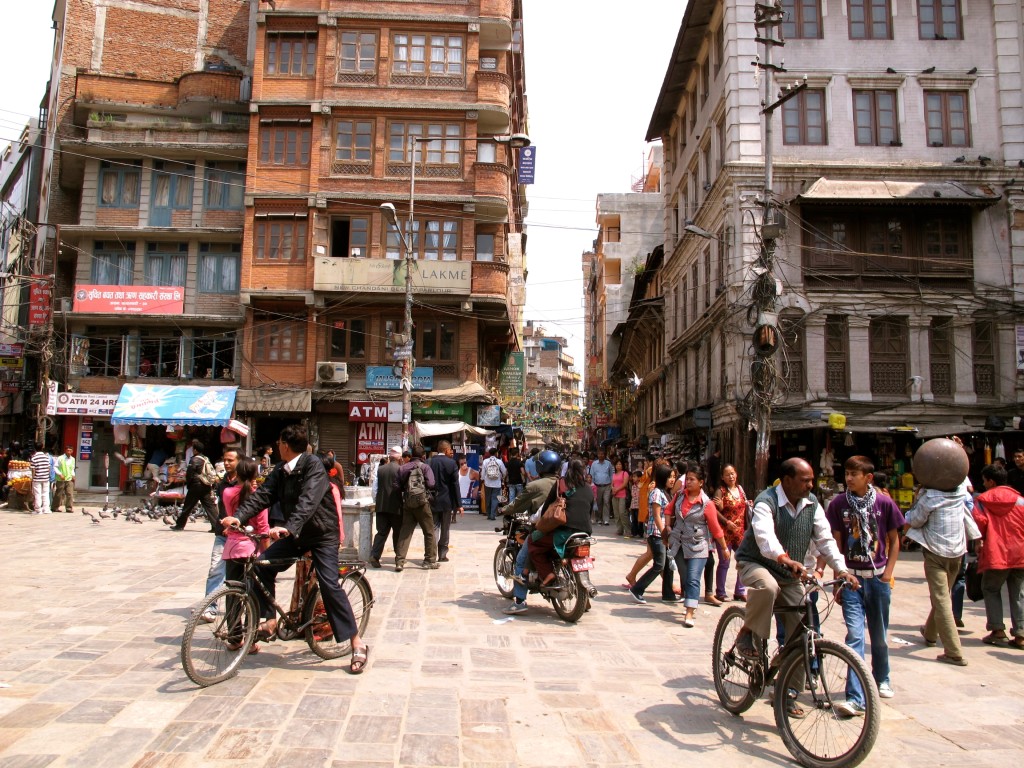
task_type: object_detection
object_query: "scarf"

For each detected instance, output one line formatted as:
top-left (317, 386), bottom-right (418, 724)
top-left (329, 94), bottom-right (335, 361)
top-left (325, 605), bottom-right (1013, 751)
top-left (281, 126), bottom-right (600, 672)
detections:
top-left (844, 486), bottom-right (877, 562)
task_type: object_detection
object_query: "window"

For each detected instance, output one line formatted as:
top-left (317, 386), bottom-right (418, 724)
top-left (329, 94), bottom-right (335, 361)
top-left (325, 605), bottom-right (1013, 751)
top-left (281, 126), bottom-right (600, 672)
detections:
top-left (334, 120), bottom-right (373, 164)
top-left (925, 91), bottom-right (970, 147)
top-left (717, 118), bottom-right (727, 174)
top-left (853, 90), bottom-right (899, 146)
top-left (476, 233), bottom-right (495, 261)
top-left (388, 122), bottom-right (462, 167)
top-left (191, 331), bottom-right (235, 380)
top-left (780, 311), bottom-right (805, 395)
top-left (680, 277), bottom-right (688, 329)
top-left (690, 264), bottom-right (698, 322)
top-left (330, 319), bottom-right (366, 359)
top-left (929, 317), bottom-right (952, 397)
top-left (259, 124), bottom-right (312, 166)
top-left (99, 161), bottom-right (141, 208)
top-left (253, 315), bottom-right (306, 363)
top-left (85, 336), bottom-right (124, 376)
top-left (418, 321), bottom-right (456, 361)
top-left (392, 33), bottom-right (464, 80)
top-left (973, 321), bottom-right (996, 397)
top-left (688, 91), bottom-right (697, 133)
top-left (714, 20), bottom-right (725, 74)
top-left (92, 242), bottom-right (135, 285)
top-left (137, 337), bottom-right (181, 378)
top-left (701, 61), bottom-right (710, 106)
top-left (782, 89), bottom-right (826, 145)
top-left (204, 163), bottom-right (244, 210)
top-left (330, 217), bottom-right (368, 258)
top-left (150, 163), bottom-right (193, 224)
top-left (198, 243), bottom-right (240, 293)
top-left (385, 217), bottom-right (459, 260)
top-left (145, 243), bottom-right (187, 287)
top-left (869, 316), bottom-right (908, 395)
top-left (703, 247), bottom-right (712, 309)
top-left (848, 0), bottom-right (892, 40)
top-left (719, 332), bottom-right (728, 398)
top-left (918, 0), bottom-right (962, 40)
top-left (781, 0), bottom-right (822, 39)
top-left (338, 31), bottom-right (377, 75)
top-left (254, 218), bottom-right (307, 262)
top-left (825, 315), bottom-right (849, 395)
top-left (266, 32), bottom-right (317, 76)
top-left (477, 142), bottom-right (497, 163)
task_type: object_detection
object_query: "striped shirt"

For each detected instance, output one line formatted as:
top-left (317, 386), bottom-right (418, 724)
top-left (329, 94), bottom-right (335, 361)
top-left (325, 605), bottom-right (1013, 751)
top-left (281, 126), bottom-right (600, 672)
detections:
top-left (905, 481), bottom-right (981, 559)
top-left (30, 452), bottom-right (52, 482)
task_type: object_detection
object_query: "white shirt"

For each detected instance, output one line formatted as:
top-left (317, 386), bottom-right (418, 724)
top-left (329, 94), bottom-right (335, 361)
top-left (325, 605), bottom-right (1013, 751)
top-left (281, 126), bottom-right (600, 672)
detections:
top-left (481, 456), bottom-right (506, 488)
top-left (751, 484), bottom-right (847, 573)
top-left (283, 454), bottom-right (301, 474)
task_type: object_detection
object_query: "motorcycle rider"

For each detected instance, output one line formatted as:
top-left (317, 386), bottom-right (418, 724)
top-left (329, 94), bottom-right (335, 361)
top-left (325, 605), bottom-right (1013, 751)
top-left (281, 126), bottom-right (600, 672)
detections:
top-left (501, 449), bottom-right (562, 615)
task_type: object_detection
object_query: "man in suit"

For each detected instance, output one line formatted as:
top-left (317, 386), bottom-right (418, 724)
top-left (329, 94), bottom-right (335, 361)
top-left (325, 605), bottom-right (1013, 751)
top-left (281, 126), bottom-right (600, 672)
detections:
top-left (370, 447), bottom-right (403, 569)
top-left (428, 440), bottom-right (462, 563)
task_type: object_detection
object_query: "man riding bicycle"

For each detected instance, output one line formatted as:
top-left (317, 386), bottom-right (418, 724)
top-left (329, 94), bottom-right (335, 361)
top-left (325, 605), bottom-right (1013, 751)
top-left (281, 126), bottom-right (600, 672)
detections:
top-left (734, 458), bottom-right (859, 664)
top-left (222, 424), bottom-right (370, 674)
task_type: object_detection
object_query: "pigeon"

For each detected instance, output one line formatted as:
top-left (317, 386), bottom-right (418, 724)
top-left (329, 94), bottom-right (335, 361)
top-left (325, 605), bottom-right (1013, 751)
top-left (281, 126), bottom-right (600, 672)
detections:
top-left (967, 67), bottom-right (977, 75)
top-left (98, 509), bottom-right (112, 519)
top-left (81, 508), bottom-right (92, 517)
top-left (886, 67), bottom-right (897, 74)
top-left (162, 515), bottom-right (176, 526)
top-left (83, 511), bottom-right (99, 523)
top-left (922, 66), bottom-right (936, 74)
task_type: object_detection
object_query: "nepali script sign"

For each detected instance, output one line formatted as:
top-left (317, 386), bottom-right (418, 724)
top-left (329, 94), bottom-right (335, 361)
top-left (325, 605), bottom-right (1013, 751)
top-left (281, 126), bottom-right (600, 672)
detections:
top-left (314, 258), bottom-right (471, 295)
top-left (74, 285), bottom-right (185, 314)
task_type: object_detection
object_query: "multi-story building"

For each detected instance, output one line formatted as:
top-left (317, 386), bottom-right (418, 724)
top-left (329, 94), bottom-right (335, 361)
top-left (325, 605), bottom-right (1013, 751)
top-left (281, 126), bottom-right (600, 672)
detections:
top-left (583, 150), bottom-right (663, 446)
top-left (39, 0), bottom-right (254, 489)
top-left (644, 0), bottom-right (1024, 485)
top-left (520, 320), bottom-right (581, 445)
top-left (245, 0), bottom-right (528, 465)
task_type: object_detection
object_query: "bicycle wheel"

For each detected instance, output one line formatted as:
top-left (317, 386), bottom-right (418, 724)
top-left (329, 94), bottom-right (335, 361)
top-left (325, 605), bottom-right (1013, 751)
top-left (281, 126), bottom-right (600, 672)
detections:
top-left (305, 571), bottom-right (374, 660)
top-left (493, 542), bottom-right (516, 598)
top-left (774, 638), bottom-right (880, 768)
top-left (712, 605), bottom-right (759, 714)
top-left (181, 586), bottom-right (256, 687)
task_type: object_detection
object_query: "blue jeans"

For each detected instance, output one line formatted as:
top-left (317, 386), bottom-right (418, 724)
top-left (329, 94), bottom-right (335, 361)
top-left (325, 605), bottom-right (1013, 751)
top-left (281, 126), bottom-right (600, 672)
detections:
top-left (508, 484), bottom-right (524, 505)
top-left (842, 575), bottom-right (891, 706)
top-left (204, 535), bottom-right (226, 604)
top-left (513, 541), bottom-right (530, 602)
top-left (633, 536), bottom-right (674, 600)
top-left (676, 554), bottom-right (707, 608)
top-left (486, 487), bottom-right (502, 520)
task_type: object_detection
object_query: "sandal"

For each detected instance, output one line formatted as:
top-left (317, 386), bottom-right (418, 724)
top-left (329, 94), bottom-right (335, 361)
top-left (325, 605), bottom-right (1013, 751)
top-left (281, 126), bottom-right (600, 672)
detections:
top-left (937, 653), bottom-right (968, 667)
top-left (982, 632), bottom-right (1009, 645)
top-left (1010, 637), bottom-right (1024, 650)
top-left (786, 700), bottom-right (807, 719)
top-left (256, 620), bottom-right (277, 641)
top-left (350, 645), bottom-right (370, 675)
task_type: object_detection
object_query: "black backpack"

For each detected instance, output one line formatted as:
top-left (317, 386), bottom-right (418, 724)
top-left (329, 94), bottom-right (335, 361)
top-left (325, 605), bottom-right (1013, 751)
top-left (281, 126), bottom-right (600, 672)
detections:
top-left (405, 463), bottom-right (429, 505)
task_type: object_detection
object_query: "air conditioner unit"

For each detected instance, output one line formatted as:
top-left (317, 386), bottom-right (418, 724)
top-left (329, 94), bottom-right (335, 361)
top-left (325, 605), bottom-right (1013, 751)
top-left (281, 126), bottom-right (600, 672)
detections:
top-left (316, 361), bottom-right (348, 384)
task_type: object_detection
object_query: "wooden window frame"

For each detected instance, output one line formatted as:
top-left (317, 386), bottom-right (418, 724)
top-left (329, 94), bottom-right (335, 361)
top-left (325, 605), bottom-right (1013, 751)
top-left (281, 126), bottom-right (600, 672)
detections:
top-left (338, 31), bottom-right (378, 75)
top-left (258, 124), bottom-right (312, 167)
top-left (330, 318), bottom-right (367, 360)
top-left (384, 217), bottom-right (459, 261)
top-left (204, 163), bottom-right (245, 210)
top-left (99, 161), bottom-right (141, 209)
top-left (198, 243), bottom-right (240, 294)
top-left (190, 331), bottom-right (236, 380)
top-left (391, 32), bottom-right (464, 80)
top-left (825, 315), bottom-right (849, 396)
top-left (254, 218), bottom-right (308, 262)
top-left (265, 32), bottom-right (317, 77)
top-left (780, 310), bottom-right (805, 396)
top-left (929, 316), bottom-right (953, 397)
top-left (848, 0), bottom-right (892, 40)
top-left (853, 89), bottom-right (899, 146)
top-left (782, 89), bottom-right (827, 145)
top-left (918, 0), bottom-right (963, 40)
top-left (334, 119), bottom-right (374, 163)
top-left (925, 90), bottom-right (971, 147)
top-left (869, 316), bottom-right (909, 396)
top-left (972, 320), bottom-right (997, 397)
top-left (253, 315), bottom-right (307, 364)
top-left (781, 0), bottom-right (823, 39)
top-left (144, 242), bottom-right (188, 288)
top-left (91, 243), bottom-right (135, 286)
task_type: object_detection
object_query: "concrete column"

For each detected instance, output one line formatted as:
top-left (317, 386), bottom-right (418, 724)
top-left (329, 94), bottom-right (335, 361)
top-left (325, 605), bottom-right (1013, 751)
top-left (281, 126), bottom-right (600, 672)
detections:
top-left (908, 318), bottom-right (933, 403)
top-left (804, 314), bottom-right (826, 399)
top-left (952, 320), bottom-right (978, 405)
top-left (997, 322), bottom-right (1018, 402)
top-left (848, 317), bottom-right (872, 402)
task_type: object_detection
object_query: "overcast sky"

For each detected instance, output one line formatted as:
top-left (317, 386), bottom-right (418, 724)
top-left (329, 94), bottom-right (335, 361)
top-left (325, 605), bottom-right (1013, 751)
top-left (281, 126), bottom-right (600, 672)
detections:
top-left (0, 0), bottom-right (684, 367)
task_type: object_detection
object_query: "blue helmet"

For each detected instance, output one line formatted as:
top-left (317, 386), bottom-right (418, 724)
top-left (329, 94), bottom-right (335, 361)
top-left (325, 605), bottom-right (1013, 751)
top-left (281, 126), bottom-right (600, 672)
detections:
top-left (535, 449), bottom-right (562, 476)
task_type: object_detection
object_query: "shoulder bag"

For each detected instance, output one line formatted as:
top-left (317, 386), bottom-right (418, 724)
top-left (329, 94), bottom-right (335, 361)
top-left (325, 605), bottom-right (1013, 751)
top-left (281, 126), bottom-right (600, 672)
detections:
top-left (536, 479), bottom-right (567, 533)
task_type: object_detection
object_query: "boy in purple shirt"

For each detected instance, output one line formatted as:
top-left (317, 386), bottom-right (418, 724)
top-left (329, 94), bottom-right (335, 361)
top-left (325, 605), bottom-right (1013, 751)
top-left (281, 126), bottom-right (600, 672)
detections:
top-left (826, 455), bottom-right (905, 715)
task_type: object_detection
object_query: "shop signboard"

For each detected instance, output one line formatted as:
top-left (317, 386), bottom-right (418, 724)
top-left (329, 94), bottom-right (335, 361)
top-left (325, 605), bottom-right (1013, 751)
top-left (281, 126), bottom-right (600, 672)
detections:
top-left (52, 392), bottom-right (118, 416)
top-left (348, 401), bottom-right (389, 422)
top-left (80, 417), bottom-right (93, 461)
top-left (413, 402), bottom-right (466, 419)
top-left (355, 422), bottom-right (386, 464)
top-left (386, 423), bottom-right (404, 450)
top-left (0, 357), bottom-right (24, 369)
top-left (0, 343), bottom-right (24, 357)
top-left (499, 351), bottom-right (525, 397)
top-left (314, 257), bottom-right (471, 295)
top-left (73, 285), bottom-right (185, 315)
top-left (366, 366), bottom-right (433, 391)
top-left (477, 404), bottom-right (501, 426)
top-left (517, 146), bottom-right (536, 184)
top-left (29, 276), bottom-right (52, 326)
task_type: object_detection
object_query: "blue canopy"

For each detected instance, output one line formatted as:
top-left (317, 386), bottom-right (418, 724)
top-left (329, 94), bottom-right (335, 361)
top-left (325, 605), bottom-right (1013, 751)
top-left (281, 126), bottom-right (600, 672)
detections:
top-left (111, 384), bottom-right (238, 426)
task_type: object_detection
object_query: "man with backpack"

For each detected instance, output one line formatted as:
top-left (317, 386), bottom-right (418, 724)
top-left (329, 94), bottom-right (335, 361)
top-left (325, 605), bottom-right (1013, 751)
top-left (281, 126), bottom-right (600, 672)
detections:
top-left (481, 448), bottom-right (507, 521)
top-left (428, 440), bottom-right (462, 563)
top-left (171, 439), bottom-right (219, 530)
top-left (393, 445), bottom-right (438, 570)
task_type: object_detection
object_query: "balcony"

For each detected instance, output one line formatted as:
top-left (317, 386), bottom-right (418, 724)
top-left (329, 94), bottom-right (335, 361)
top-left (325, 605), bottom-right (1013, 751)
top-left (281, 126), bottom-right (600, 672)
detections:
top-left (476, 70), bottom-right (511, 108)
top-left (76, 70), bottom-right (245, 115)
top-left (471, 260), bottom-right (508, 297)
top-left (475, 161), bottom-right (512, 200)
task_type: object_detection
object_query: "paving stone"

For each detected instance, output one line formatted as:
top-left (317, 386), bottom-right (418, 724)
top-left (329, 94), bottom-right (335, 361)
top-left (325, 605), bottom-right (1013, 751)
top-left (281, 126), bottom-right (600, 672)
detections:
top-left (398, 733), bottom-right (459, 767)
top-left (263, 747), bottom-right (333, 768)
top-left (343, 714), bottom-right (401, 743)
top-left (56, 698), bottom-right (129, 724)
top-left (203, 727), bottom-right (276, 760)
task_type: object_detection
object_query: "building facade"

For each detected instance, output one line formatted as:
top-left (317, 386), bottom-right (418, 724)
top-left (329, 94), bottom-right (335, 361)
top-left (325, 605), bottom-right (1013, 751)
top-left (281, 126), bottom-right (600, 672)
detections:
top-left (644, 0), bottom-right (1024, 488)
top-left (518, 320), bottom-right (581, 445)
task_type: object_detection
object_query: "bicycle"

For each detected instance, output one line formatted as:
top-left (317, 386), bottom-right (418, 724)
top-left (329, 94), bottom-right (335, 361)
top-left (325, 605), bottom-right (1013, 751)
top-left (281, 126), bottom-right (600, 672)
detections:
top-left (180, 530), bottom-right (374, 687)
top-left (711, 576), bottom-right (880, 768)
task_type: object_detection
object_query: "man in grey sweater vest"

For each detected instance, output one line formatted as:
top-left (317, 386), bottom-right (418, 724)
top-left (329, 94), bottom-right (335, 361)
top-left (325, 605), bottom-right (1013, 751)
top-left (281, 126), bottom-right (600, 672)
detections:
top-left (734, 458), bottom-right (858, 665)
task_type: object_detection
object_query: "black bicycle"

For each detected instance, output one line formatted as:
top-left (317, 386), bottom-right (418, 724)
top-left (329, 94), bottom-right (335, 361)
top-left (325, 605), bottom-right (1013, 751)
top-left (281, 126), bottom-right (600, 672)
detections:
top-left (181, 531), bottom-right (373, 687)
top-left (711, 576), bottom-right (879, 768)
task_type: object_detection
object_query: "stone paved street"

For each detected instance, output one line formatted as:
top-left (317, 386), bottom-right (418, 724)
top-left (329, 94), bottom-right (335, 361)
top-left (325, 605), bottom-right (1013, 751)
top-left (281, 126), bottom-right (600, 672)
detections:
top-left (0, 504), bottom-right (1022, 768)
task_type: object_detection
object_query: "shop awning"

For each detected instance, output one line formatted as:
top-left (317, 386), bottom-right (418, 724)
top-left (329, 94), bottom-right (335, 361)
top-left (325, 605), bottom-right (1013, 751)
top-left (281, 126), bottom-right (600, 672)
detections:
top-left (796, 177), bottom-right (1000, 206)
top-left (412, 381), bottom-right (494, 404)
top-left (235, 388), bottom-right (311, 413)
top-left (413, 420), bottom-right (494, 439)
top-left (111, 385), bottom-right (238, 426)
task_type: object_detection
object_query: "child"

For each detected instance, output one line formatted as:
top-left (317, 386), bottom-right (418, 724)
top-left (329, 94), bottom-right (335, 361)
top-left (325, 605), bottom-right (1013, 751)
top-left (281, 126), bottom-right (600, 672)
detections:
top-left (221, 457), bottom-right (269, 651)
top-left (629, 470), bottom-right (643, 537)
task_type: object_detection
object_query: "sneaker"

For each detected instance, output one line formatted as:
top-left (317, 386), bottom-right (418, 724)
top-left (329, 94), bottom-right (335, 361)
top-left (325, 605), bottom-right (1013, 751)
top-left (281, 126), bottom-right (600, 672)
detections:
top-left (878, 682), bottom-right (894, 699)
top-left (369, 558), bottom-right (381, 569)
top-left (833, 700), bottom-right (865, 718)
top-left (629, 589), bottom-right (647, 605)
top-left (199, 609), bottom-right (216, 624)
top-left (422, 562), bottom-right (440, 570)
top-left (502, 601), bottom-right (528, 615)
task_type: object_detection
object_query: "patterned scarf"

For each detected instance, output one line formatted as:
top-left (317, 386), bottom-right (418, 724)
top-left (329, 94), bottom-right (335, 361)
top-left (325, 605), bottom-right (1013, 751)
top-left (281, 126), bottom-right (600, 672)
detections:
top-left (844, 486), bottom-right (877, 562)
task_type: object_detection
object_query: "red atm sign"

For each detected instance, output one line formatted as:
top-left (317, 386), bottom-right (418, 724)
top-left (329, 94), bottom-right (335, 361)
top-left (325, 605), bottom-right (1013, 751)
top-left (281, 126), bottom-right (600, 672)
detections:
top-left (348, 401), bottom-right (388, 422)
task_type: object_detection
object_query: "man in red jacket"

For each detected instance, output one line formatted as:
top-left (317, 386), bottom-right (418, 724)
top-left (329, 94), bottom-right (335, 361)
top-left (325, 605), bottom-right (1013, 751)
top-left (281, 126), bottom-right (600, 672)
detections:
top-left (974, 464), bottom-right (1024, 649)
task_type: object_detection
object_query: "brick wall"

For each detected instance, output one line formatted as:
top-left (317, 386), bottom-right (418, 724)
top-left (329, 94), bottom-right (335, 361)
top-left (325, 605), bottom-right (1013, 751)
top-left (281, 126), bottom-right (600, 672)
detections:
top-left (103, 8), bottom-right (198, 80)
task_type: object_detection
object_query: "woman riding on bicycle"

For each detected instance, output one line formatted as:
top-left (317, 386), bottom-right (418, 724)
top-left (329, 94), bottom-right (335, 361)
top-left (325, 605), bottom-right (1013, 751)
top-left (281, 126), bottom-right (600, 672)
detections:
top-left (221, 457), bottom-right (268, 651)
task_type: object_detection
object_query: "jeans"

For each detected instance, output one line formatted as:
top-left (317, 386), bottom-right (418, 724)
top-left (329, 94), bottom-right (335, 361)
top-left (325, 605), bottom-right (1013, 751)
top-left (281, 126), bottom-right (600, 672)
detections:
top-left (204, 535), bottom-right (227, 603)
top-left (676, 554), bottom-right (708, 608)
top-left (982, 568), bottom-right (1024, 638)
top-left (513, 542), bottom-right (530, 602)
top-left (508, 484), bottom-right (524, 505)
top-left (952, 554), bottom-right (967, 621)
top-left (921, 548), bottom-right (963, 658)
top-left (485, 486), bottom-right (502, 520)
top-left (841, 575), bottom-right (891, 707)
top-left (633, 535), bottom-right (674, 600)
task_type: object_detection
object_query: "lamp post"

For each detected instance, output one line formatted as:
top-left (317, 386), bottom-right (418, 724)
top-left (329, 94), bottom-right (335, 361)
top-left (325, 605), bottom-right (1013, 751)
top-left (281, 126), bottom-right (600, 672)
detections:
top-left (381, 132), bottom-right (530, 450)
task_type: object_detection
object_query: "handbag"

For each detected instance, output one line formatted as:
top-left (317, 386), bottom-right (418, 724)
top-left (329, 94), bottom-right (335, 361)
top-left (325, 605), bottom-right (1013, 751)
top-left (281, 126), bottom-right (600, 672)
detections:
top-left (498, 482), bottom-right (509, 505)
top-left (965, 558), bottom-right (983, 602)
top-left (536, 480), bottom-right (567, 533)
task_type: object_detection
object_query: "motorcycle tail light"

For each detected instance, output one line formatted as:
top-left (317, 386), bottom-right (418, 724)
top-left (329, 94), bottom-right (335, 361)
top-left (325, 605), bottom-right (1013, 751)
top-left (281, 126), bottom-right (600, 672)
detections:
top-left (573, 545), bottom-right (590, 557)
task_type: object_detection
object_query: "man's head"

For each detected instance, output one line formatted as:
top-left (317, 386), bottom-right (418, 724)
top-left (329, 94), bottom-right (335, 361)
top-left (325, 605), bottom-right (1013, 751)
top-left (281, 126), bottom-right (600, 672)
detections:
top-left (277, 424), bottom-right (308, 461)
top-left (64, 446), bottom-right (74, 457)
top-left (1014, 448), bottom-right (1024, 470)
top-left (982, 463), bottom-right (1008, 490)
top-left (843, 455), bottom-right (875, 497)
top-left (437, 440), bottom-right (453, 457)
top-left (597, 448), bottom-right (606, 461)
top-left (779, 457), bottom-right (815, 505)
top-left (192, 439), bottom-right (205, 454)
top-left (411, 445), bottom-right (425, 460)
top-left (487, 448), bottom-right (497, 457)
top-left (389, 445), bottom-right (402, 462)
top-left (222, 448), bottom-right (240, 479)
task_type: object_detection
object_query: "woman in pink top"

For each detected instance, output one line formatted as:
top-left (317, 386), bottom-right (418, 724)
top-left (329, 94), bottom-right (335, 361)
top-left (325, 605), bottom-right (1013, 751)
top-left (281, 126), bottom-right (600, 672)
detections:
top-left (221, 458), bottom-right (269, 650)
top-left (611, 459), bottom-right (631, 536)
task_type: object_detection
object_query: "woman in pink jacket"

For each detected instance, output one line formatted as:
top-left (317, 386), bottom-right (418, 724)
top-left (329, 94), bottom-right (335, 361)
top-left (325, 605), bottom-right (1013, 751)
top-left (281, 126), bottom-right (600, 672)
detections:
top-left (974, 464), bottom-right (1024, 649)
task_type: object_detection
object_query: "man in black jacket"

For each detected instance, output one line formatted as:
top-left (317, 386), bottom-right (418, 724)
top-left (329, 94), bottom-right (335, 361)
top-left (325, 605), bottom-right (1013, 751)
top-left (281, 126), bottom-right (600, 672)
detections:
top-left (428, 440), bottom-right (462, 563)
top-left (223, 425), bottom-right (369, 673)
top-left (171, 439), bottom-right (218, 530)
top-left (370, 446), bottom-right (404, 569)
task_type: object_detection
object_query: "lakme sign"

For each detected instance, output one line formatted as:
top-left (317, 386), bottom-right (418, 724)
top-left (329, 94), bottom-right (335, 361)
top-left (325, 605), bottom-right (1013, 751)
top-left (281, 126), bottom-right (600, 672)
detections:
top-left (313, 258), bottom-right (471, 295)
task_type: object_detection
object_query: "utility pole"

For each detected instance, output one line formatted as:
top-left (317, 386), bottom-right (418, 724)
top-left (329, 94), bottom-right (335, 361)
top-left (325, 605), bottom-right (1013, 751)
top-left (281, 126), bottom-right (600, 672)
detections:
top-left (32, 223), bottom-right (59, 448)
top-left (751, 2), bottom-right (805, 490)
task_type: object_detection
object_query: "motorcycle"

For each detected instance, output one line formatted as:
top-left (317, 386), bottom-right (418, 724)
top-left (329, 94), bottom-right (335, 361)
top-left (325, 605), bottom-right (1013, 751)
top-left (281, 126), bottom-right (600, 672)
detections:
top-left (493, 509), bottom-right (598, 622)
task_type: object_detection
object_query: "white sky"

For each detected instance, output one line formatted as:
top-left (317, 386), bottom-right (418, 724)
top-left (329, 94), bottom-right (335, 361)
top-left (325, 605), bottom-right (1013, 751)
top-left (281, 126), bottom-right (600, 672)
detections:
top-left (0, 0), bottom-right (685, 367)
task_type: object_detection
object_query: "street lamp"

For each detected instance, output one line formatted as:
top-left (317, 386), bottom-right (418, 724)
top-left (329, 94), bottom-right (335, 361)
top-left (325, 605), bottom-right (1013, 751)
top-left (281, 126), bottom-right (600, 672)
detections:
top-left (380, 131), bottom-right (530, 450)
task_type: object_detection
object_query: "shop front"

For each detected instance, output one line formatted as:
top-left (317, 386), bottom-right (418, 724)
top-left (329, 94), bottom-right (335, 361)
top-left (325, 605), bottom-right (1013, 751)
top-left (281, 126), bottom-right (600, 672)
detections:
top-left (51, 392), bottom-right (121, 491)
top-left (234, 388), bottom-right (311, 461)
